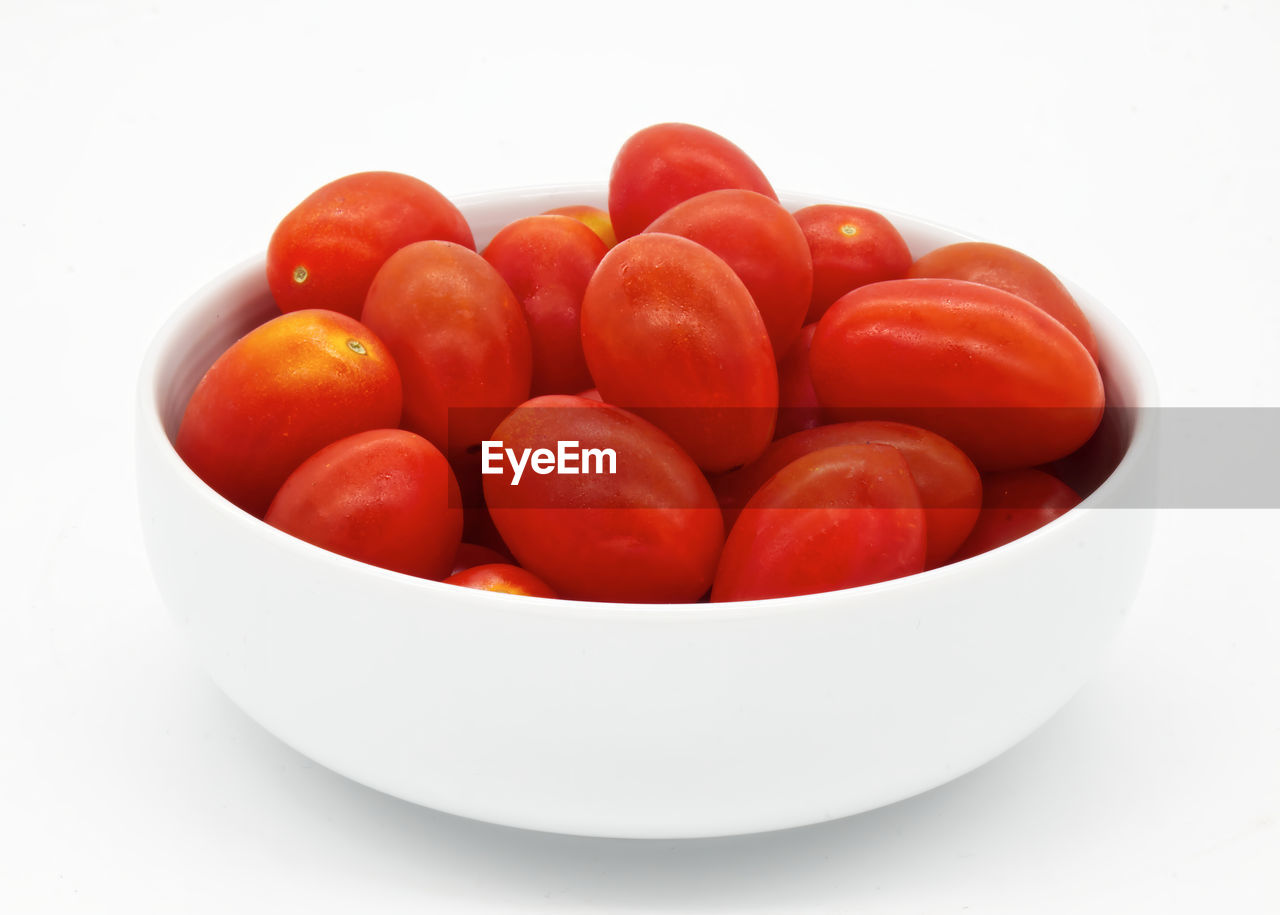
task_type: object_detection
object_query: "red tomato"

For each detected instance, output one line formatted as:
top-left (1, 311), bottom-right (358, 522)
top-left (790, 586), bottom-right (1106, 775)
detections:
top-left (810, 278), bottom-right (1104, 470)
top-left (543, 205), bottom-right (618, 248)
top-left (774, 323), bottom-right (823, 439)
top-left (646, 189), bottom-right (812, 357)
top-left (450, 542), bottom-right (513, 576)
top-left (267, 171), bottom-right (474, 318)
top-left (361, 240), bottom-right (532, 456)
top-left (264, 429), bottom-right (462, 579)
top-left (794, 204), bottom-right (913, 323)
top-left (444, 563), bottom-right (557, 599)
top-left (581, 232), bottom-right (778, 473)
top-left (608, 123), bottom-right (777, 241)
top-left (482, 214), bottom-right (607, 395)
top-left (908, 241), bottom-right (1098, 362)
top-left (949, 469), bottom-right (1081, 561)
top-left (711, 444), bottom-right (926, 601)
top-left (711, 420), bottom-right (980, 568)
top-left (176, 309), bottom-right (402, 517)
top-left (482, 395), bottom-right (724, 603)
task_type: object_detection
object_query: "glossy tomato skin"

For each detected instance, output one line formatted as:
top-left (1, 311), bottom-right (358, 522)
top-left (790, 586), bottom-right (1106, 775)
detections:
top-left (794, 204), bottom-right (913, 323)
top-left (175, 309), bottom-right (402, 517)
top-left (712, 420), bottom-right (981, 568)
top-left (774, 323), bottom-right (823, 439)
top-left (264, 429), bottom-right (462, 580)
top-left (482, 214), bottom-right (607, 396)
top-left (361, 240), bottom-right (532, 457)
top-left (267, 171), bottom-right (475, 318)
top-left (646, 189), bottom-right (813, 357)
top-left (608, 123), bottom-right (777, 241)
top-left (581, 232), bottom-right (778, 473)
top-left (810, 278), bottom-right (1104, 471)
top-left (483, 395), bottom-right (724, 603)
top-left (949, 468), bottom-right (1080, 562)
top-left (543, 205), bottom-right (617, 248)
top-left (444, 563), bottom-right (557, 599)
top-left (711, 444), bottom-right (926, 602)
top-left (908, 241), bottom-right (1098, 361)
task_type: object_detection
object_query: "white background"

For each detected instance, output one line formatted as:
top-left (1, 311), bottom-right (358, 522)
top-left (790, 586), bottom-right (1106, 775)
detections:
top-left (3, 0), bottom-right (1277, 911)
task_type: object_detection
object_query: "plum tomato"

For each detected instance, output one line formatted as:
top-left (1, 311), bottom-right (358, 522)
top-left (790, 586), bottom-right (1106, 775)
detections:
top-left (450, 542), bottom-right (513, 576)
top-left (810, 278), bottom-right (1104, 471)
top-left (908, 241), bottom-right (1098, 361)
top-left (793, 204), bottom-right (913, 323)
top-left (267, 171), bottom-right (475, 318)
top-left (361, 240), bottom-right (532, 457)
top-left (482, 395), bottom-right (724, 603)
top-left (444, 563), bottom-right (558, 598)
top-left (646, 189), bottom-right (813, 357)
top-left (711, 420), bottom-right (981, 569)
top-left (175, 309), bottom-right (402, 517)
top-left (774, 323), bottom-right (823, 440)
top-left (580, 232), bottom-right (778, 473)
top-left (608, 123), bottom-right (777, 241)
top-left (264, 429), bottom-right (462, 580)
top-left (542, 205), bottom-right (618, 248)
top-left (949, 468), bottom-right (1081, 561)
top-left (711, 444), bottom-right (926, 602)
top-left (482, 214), bottom-right (607, 396)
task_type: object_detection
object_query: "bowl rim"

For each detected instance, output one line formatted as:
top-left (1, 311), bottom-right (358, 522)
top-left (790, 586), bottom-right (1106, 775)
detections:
top-left (137, 183), bottom-right (1159, 622)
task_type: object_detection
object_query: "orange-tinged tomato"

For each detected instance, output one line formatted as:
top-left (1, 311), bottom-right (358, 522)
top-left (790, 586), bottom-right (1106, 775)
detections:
top-left (175, 309), bottom-right (402, 517)
top-left (361, 240), bottom-right (532, 457)
top-left (711, 444), bottom-right (926, 602)
top-left (543, 205), bottom-right (618, 248)
top-left (646, 189), bottom-right (813, 357)
top-left (265, 429), bottom-right (462, 580)
top-left (482, 214), bottom-right (607, 395)
top-left (907, 241), bottom-right (1099, 362)
top-left (444, 563), bottom-right (557, 598)
top-left (810, 278), bottom-right (1104, 471)
top-left (267, 171), bottom-right (474, 318)
top-left (483, 395), bottom-right (724, 603)
top-left (449, 542), bottom-right (512, 576)
top-left (581, 233), bottom-right (778, 473)
top-left (608, 123), bottom-right (777, 240)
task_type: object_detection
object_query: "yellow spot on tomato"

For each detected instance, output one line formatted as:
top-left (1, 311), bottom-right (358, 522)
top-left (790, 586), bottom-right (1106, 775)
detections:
top-left (293, 266), bottom-right (308, 284)
top-left (840, 224), bottom-right (859, 237)
top-left (346, 339), bottom-right (367, 355)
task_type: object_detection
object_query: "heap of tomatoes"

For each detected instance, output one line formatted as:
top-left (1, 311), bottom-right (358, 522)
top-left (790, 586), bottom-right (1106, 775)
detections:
top-left (175, 123), bottom-right (1103, 604)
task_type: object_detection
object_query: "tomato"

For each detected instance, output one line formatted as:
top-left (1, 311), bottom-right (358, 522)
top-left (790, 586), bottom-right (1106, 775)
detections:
top-left (711, 444), bottom-right (926, 601)
top-left (608, 123), bottom-right (777, 241)
top-left (774, 323), bottom-right (823, 439)
top-left (949, 469), bottom-right (1080, 561)
top-left (543, 205), bottom-right (617, 248)
top-left (482, 214), bottom-right (607, 395)
top-left (793, 204), bottom-right (913, 323)
top-left (264, 429), bottom-right (462, 579)
top-left (581, 232), bottom-right (778, 473)
top-left (267, 171), bottom-right (474, 318)
top-left (908, 241), bottom-right (1098, 361)
top-left (482, 395), bottom-right (724, 603)
top-left (361, 240), bottom-right (532, 456)
top-left (712, 420), bottom-right (981, 568)
top-left (450, 542), bottom-right (512, 576)
top-left (176, 309), bottom-right (402, 516)
top-left (444, 563), bottom-right (557, 598)
top-left (810, 278), bottom-right (1104, 471)
top-left (646, 189), bottom-right (813, 357)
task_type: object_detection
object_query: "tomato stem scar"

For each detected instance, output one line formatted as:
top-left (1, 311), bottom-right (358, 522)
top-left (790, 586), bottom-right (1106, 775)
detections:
top-left (346, 339), bottom-right (366, 355)
top-left (840, 224), bottom-right (859, 237)
top-left (293, 266), bottom-right (308, 284)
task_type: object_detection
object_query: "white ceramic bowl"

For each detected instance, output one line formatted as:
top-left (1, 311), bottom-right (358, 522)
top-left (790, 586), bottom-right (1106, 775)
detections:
top-left (136, 184), bottom-right (1157, 839)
